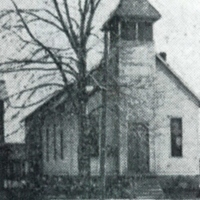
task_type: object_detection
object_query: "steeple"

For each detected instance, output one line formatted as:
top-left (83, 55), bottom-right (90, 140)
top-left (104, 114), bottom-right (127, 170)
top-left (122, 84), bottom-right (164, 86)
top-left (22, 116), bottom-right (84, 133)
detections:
top-left (103, 0), bottom-right (161, 30)
top-left (102, 0), bottom-right (161, 175)
top-left (115, 0), bottom-right (161, 21)
top-left (104, 0), bottom-right (161, 83)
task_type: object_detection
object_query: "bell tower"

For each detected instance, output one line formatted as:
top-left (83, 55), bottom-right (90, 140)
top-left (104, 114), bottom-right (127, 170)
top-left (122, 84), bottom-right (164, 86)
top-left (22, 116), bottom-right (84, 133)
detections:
top-left (102, 0), bottom-right (161, 175)
top-left (104, 0), bottom-right (161, 84)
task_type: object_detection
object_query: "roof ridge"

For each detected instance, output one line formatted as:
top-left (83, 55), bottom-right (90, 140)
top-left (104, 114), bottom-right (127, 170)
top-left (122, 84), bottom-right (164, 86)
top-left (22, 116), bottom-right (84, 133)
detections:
top-left (116, 0), bottom-right (161, 20)
top-left (156, 54), bottom-right (200, 105)
top-left (102, 0), bottom-right (161, 30)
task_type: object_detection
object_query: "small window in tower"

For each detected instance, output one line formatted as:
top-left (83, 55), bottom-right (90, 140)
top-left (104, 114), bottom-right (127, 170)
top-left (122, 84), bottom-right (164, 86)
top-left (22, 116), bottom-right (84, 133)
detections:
top-left (121, 21), bottom-right (136, 41)
top-left (138, 22), bottom-right (153, 41)
top-left (170, 118), bottom-right (183, 157)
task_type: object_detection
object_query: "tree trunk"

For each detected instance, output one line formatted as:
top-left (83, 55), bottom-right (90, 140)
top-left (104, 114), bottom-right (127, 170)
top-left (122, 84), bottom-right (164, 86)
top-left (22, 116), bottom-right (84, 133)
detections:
top-left (77, 96), bottom-right (91, 197)
top-left (77, 97), bottom-right (90, 177)
top-left (76, 54), bottom-right (91, 196)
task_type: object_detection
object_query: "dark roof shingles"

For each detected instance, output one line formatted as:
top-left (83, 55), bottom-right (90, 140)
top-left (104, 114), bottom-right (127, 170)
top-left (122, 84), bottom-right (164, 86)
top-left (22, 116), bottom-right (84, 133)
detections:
top-left (115, 0), bottom-right (161, 20)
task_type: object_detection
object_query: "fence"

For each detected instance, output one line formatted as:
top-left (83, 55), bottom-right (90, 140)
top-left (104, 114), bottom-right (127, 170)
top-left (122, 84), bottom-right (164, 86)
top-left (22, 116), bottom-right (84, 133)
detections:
top-left (0, 143), bottom-right (27, 189)
top-left (4, 159), bottom-right (28, 189)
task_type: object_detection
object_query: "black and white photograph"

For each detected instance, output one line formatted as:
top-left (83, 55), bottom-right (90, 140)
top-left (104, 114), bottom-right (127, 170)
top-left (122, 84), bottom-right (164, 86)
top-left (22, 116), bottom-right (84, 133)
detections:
top-left (0, 0), bottom-right (200, 199)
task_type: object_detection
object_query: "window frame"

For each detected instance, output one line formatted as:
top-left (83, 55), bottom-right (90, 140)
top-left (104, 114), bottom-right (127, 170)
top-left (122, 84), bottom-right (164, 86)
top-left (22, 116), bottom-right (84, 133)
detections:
top-left (120, 20), bottom-right (153, 41)
top-left (170, 117), bottom-right (183, 158)
top-left (46, 126), bottom-right (50, 162)
top-left (60, 129), bottom-right (64, 160)
top-left (138, 22), bottom-right (153, 41)
top-left (53, 123), bottom-right (57, 161)
top-left (121, 20), bottom-right (137, 41)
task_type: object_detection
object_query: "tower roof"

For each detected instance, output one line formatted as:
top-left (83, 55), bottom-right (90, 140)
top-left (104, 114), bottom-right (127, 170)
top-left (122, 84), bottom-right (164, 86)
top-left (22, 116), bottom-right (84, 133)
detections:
top-left (109, 0), bottom-right (161, 23)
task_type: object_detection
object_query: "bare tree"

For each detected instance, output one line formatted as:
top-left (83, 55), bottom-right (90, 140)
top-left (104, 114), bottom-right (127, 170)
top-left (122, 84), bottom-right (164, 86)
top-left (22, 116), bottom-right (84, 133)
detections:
top-left (0, 1), bottom-right (169, 199)
top-left (0, 0), bottom-right (107, 193)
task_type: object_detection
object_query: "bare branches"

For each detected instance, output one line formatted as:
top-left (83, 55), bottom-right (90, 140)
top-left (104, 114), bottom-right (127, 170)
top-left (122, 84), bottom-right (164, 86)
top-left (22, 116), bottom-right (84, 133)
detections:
top-left (7, 94), bottom-right (55, 109)
top-left (7, 83), bottom-right (63, 99)
top-left (0, 0), bottom-right (105, 134)
top-left (52, 0), bottom-right (79, 54)
top-left (24, 10), bottom-right (64, 32)
top-left (43, 9), bottom-right (60, 22)
top-left (0, 0), bottom-right (109, 189)
top-left (63, 0), bottom-right (77, 39)
top-left (11, 0), bottom-right (70, 86)
top-left (0, 0), bottom-right (105, 105)
top-left (0, 66), bottom-right (60, 73)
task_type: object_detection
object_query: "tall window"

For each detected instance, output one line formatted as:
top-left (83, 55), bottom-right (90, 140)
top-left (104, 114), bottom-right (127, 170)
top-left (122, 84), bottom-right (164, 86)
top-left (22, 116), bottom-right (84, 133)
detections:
top-left (60, 129), bottom-right (64, 160)
top-left (171, 118), bottom-right (182, 157)
top-left (53, 124), bottom-right (57, 161)
top-left (46, 127), bottom-right (49, 162)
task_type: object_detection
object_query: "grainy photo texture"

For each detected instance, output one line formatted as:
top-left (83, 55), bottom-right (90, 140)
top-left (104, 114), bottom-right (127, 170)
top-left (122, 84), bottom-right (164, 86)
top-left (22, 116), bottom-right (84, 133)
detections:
top-left (0, 0), bottom-right (200, 199)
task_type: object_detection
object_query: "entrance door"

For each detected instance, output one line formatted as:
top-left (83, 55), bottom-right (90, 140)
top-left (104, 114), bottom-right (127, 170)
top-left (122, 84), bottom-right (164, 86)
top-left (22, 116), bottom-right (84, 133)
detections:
top-left (128, 123), bottom-right (149, 173)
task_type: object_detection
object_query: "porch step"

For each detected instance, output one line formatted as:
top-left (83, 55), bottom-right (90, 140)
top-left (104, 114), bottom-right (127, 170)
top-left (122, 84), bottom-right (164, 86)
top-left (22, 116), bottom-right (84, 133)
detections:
top-left (135, 177), bottom-right (165, 199)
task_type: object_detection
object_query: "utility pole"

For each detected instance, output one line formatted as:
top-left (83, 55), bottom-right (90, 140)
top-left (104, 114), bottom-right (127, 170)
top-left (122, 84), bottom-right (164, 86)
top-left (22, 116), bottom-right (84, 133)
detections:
top-left (100, 30), bottom-right (108, 200)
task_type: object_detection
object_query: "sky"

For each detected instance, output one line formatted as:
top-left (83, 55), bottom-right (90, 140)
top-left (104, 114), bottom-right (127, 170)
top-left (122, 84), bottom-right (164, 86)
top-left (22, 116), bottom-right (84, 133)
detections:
top-left (1, 0), bottom-right (200, 142)
top-left (150, 0), bottom-right (200, 94)
top-left (1, 0), bottom-right (200, 93)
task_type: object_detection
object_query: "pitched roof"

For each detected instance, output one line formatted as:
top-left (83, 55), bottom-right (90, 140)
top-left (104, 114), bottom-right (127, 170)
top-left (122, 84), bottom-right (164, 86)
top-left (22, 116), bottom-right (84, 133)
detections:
top-left (23, 55), bottom-right (200, 121)
top-left (115, 0), bottom-right (161, 20)
top-left (20, 89), bottom-right (67, 122)
top-left (102, 0), bottom-right (161, 30)
top-left (156, 54), bottom-right (200, 106)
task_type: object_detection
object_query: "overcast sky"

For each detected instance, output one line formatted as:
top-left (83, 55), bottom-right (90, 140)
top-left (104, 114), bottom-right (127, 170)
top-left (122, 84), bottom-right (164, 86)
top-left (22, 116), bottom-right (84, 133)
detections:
top-left (151, 0), bottom-right (200, 95)
top-left (1, 0), bottom-right (200, 142)
top-left (1, 0), bottom-right (200, 94)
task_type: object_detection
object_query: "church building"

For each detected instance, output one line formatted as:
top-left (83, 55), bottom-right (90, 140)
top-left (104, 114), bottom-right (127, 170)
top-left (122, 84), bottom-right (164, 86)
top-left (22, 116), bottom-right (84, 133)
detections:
top-left (24, 0), bottom-right (200, 182)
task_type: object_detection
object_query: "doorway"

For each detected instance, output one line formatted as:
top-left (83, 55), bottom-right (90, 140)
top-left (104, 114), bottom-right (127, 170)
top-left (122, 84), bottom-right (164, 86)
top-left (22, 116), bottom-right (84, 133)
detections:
top-left (128, 123), bottom-right (149, 173)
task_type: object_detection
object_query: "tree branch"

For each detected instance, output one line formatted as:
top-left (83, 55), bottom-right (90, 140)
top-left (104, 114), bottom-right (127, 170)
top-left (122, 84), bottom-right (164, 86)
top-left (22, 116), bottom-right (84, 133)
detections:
top-left (11, 0), bottom-right (69, 86)
top-left (25, 10), bottom-right (64, 32)
top-left (52, 0), bottom-right (79, 54)
top-left (7, 83), bottom-right (64, 100)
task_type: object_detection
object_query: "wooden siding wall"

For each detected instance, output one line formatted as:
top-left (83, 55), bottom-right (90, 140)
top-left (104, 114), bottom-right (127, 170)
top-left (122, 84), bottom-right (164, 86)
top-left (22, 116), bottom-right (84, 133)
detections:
top-left (40, 103), bottom-right (79, 176)
top-left (152, 60), bottom-right (200, 175)
top-left (89, 92), bottom-right (117, 175)
top-left (25, 91), bottom-right (120, 176)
